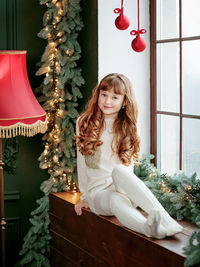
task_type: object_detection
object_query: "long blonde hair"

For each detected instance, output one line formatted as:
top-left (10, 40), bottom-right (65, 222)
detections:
top-left (76, 73), bottom-right (140, 165)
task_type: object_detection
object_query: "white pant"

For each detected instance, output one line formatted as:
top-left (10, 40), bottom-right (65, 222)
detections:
top-left (91, 165), bottom-right (182, 238)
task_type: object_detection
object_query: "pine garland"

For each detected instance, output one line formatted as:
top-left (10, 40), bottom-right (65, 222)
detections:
top-left (18, 0), bottom-right (84, 266)
top-left (134, 155), bottom-right (200, 267)
top-left (183, 231), bottom-right (200, 266)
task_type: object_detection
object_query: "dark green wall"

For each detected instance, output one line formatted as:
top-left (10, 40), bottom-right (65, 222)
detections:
top-left (79, 0), bottom-right (98, 111)
top-left (0, 0), bottom-right (98, 265)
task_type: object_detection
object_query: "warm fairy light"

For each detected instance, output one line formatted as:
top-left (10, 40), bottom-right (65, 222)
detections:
top-left (66, 49), bottom-right (73, 56)
top-left (50, 100), bottom-right (54, 106)
top-left (161, 181), bottom-right (166, 191)
top-left (56, 2), bottom-right (61, 8)
top-left (54, 134), bottom-right (60, 141)
top-left (72, 182), bottom-right (78, 193)
top-left (49, 41), bottom-right (56, 47)
top-left (44, 26), bottom-right (49, 31)
top-left (55, 16), bottom-right (60, 23)
top-left (45, 143), bottom-right (49, 148)
top-left (57, 109), bottom-right (63, 116)
top-left (66, 168), bottom-right (71, 173)
top-left (53, 90), bottom-right (59, 95)
top-left (53, 155), bottom-right (59, 162)
top-left (57, 32), bottom-right (62, 37)
top-left (58, 97), bottom-right (64, 102)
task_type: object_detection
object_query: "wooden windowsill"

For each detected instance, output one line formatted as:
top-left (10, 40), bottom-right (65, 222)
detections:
top-left (49, 191), bottom-right (198, 267)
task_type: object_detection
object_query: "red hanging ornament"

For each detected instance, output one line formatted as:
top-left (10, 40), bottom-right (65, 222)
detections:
top-left (114, 0), bottom-right (130, 30)
top-left (130, 0), bottom-right (147, 52)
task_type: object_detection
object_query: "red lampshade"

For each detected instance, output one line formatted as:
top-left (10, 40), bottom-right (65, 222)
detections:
top-left (0, 50), bottom-right (47, 138)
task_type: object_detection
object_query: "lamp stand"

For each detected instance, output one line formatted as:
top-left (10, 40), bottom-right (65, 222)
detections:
top-left (0, 138), bottom-right (6, 267)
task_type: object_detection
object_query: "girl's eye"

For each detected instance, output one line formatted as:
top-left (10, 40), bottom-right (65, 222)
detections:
top-left (102, 93), bottom-right (107, 97)
top-left (113, 96), bottom-right (118, 100)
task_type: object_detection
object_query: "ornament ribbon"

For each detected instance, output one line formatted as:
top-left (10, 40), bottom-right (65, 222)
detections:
top-left (114, 8), bottom-right (122, 14)
top-left (130, 29), bottom-right (146, 36)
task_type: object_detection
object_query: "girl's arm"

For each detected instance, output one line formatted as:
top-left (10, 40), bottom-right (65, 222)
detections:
top-left (76, 118), bottom-right (88, 201)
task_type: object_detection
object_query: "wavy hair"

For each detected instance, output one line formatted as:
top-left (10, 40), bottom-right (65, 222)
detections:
top-left (76, 73), bottom-right (140, 165)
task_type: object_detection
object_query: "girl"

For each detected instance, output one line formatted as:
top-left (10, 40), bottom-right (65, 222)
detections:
top-left (75, 73), bottom-right (182, 239)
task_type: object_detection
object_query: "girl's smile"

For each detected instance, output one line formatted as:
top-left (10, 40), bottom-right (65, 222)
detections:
top-left (98, 88), bottom-right (125, 118)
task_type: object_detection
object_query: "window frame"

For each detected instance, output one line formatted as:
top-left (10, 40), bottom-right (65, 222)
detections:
top-left (150, 0), bottom-right (200, 170)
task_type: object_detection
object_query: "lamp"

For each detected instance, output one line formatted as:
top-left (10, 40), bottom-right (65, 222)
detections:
top-left (0, 50), bottom-right (47, 267)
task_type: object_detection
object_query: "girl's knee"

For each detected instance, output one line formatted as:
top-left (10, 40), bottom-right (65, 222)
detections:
top-left (113, 164), bottom-right (132, 176)
top-left (109, 192), bottom-right (131, 212)
top-left (110, 192), bottom-right (121, 208)
top-left (112, 165), bottom-right (135, 185)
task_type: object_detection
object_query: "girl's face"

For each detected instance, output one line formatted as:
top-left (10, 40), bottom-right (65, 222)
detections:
top-left (98, 88), bottom-right (125, 118)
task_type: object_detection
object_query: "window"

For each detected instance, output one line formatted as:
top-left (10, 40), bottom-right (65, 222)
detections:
top-left (150, 0), bottom-right (200, 177)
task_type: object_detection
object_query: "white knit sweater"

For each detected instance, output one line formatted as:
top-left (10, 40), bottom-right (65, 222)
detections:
top-left (76, 117), bottom-right (134, 204)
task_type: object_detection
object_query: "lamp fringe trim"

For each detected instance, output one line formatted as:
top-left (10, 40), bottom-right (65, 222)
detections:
top-left (0, 118), bottom-right (48, 138)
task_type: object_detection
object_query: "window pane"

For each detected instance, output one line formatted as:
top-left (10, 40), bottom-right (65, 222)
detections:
top-left (182, 118), bottom-right (200, 178)
top-left (182, 40), bottom-right (200, 115)
top-left (157, 114), bottom-right (179, 175)
top-left (157, 42), bottom-right (180, 112)
top-left (182, 0), bottom-right (200, 38)
top-left (156, 0), bottom-right (179, 40)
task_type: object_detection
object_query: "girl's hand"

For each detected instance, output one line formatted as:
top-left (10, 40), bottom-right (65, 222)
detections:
top-left (74, 200), bottom-right (89, 216)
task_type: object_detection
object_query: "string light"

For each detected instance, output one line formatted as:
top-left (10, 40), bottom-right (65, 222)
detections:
top-left (53, 155), bottom-right (59, 162)
top-left (44, 149), bottom-right (48, 155)
top-left (66, 49), bottom-right (73, 56)
top-left (49, 41), bottom-right (56, 47)
top-left (39, 0), bottom-right (81, 196)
